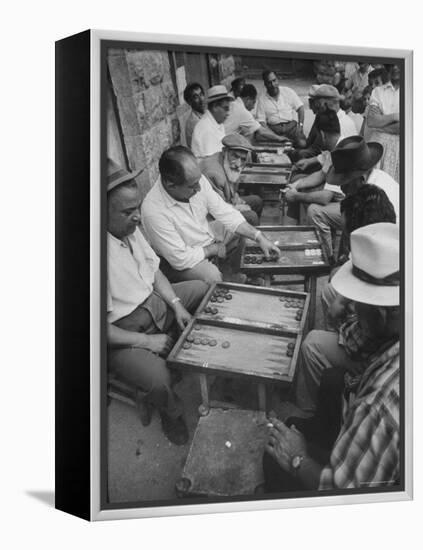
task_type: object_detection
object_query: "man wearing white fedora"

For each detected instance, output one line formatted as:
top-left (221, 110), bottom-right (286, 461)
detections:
top-left (191, 85), bottom-right (233, 159)
top-left (264, 223), bottom-right (400, 491)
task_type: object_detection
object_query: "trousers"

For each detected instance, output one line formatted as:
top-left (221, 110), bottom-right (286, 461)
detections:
top-left (108, 280), bottom-right (208, 418)
top-left (295, 329), bottom-right (365, 413)
top-left (307, 202), bottom-right (343, 260)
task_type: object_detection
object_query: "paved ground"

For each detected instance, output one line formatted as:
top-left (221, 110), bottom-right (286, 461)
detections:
top-left (107, 75), bottom-right (329, 505)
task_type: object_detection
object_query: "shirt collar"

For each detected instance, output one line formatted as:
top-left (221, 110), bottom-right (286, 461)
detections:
top-left (205, 109), bottom-right (222, 129)
top-left (108, 230), bottom-right (134, 248)
top-left (265, 87), bottom-right (281, 101)
top-left (157, 177), bottom-right (179, 207)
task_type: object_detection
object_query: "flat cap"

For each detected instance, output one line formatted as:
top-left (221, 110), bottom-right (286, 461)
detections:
top-left (310, 84), bottom-right (344, 100)
top-left (222, 133), bottom-right (254, 152)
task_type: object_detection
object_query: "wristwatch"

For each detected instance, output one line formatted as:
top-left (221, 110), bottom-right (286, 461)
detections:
top-left (291, 455), bottom-right (305, 473)
top-left (171, 297), bottom-right (181, 305)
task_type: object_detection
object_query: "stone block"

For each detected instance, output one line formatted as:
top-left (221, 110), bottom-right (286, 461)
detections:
top-left (147, 162), bottom-right (159, 189)
top-left (143, 86), bottom-right (165, 127)
top-left (116, 96), bottom-right (142, 137)
top-left (161, 79), bottom-right (178, 115)
top-left (108, 54), bottom-right (133, 97)
top-left (123, 135), bottom-right (147, 173)
top-left (133, 92), bottom-right (147, 131)
top-left (135, 169), bottom-right (153, 202)
top-left (141, 120), bottom-right (172, 167)
top-left (126, 50), bottom-right (165, 88)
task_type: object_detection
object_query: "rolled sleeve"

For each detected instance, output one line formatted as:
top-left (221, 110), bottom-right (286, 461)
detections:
top-left (142, 213), bottom-right (205, 271)
top-left (202, 177), bottom-right (245, 232)
top-left (288, 89), bottom-right (303, 111)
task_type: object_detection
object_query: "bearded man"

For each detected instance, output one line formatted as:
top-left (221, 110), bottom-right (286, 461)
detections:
top-left (200, 133), bottom-right (263, 226)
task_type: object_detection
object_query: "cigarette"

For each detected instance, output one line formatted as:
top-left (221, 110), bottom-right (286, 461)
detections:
top-left (266, 423), bottom-right (274, 428)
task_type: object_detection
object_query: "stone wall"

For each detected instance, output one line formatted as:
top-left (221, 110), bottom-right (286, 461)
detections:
top-left (107, 49), bottom-right (180, 200)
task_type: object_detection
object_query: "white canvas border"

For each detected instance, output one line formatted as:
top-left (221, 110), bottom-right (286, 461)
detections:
top-left (89, 29), bottom-right (413, 521)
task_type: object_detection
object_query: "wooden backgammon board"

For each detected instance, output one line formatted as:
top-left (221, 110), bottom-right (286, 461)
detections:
top-left (240, 225), bottom-right (330, 276)
top-left (167, 282), bottom-right (309, 388)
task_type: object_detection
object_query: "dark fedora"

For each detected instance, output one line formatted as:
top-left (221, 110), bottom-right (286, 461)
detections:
top-left (327, 136), bottom-right (384, 187)
top-left (107, 158), bottom-right (143, 193)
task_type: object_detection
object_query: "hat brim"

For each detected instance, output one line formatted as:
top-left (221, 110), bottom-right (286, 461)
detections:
top-left (207, 94), bottom-right (234, 105)
top-left (331, 259), bottom-right (399, 306)
top-left (326, 142), bottom-right (384, 187)
top-left (108, 166), bottom-right (144, 192)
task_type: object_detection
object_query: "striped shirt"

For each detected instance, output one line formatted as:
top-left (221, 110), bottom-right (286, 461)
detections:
top-left (319, 341), bottom-right (400, 490)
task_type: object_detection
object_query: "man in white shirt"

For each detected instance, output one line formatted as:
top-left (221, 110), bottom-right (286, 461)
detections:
top-left (224, 84), bottom-right (287, 144)
top-left (256, 70), bottom-right (306, 147)
top-left (191, 85), bottom-right (233, 159)
top-left (286, 136), bottom-right (399, 262)
top-left (106, 159), bottom-right (208, 445)
top-left (183, 82), bottom-right (206, 149)
top-left (141, 146), bottom-right (281, 284)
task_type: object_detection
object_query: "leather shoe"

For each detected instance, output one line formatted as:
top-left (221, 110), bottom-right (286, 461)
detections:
top-left (160, 413), bottom-right (189, 446)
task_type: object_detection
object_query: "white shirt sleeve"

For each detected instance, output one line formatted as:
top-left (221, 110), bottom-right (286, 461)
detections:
top-left (323, 183), bottom-right (345, 201)
top-left (202, 177), bottom-right (246, 233)
top-left (191, 124), bottom-right (203, 157)
top-left (256, 96), bottom-right (267, 124)
top-left (142, 212), bottom-right (206, 271)
top-left (369, 87), bottom-right (383, 110)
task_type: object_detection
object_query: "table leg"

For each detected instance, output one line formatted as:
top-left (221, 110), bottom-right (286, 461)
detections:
top-left (198, 374), bottom-right (210, 416)
top-left (305, 275), bottom-right (317, 330)
top-left (263, 274), bottom-right (272, 287)
top-left (258, 383), bottom-right (266, 412)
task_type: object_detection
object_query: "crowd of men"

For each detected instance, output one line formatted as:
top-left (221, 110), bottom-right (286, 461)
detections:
top-left (107, 63), bottom-right (401, 493)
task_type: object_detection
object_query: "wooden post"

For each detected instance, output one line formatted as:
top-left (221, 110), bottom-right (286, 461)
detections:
top-left (198, 374), bottom-right (210, 416)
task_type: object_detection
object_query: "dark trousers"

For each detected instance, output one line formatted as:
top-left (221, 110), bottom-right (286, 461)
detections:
top-left (263, 368), bottom-right (344, 493)
top-left (268, 120), bottom-right (307, 148)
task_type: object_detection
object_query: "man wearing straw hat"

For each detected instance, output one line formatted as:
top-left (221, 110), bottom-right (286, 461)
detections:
top-left (191, 84), bottom-right (233, 159)
top-left (106, 159), bottom-right (208, 445)
top-left (264, 222), bottom-right (400, 491)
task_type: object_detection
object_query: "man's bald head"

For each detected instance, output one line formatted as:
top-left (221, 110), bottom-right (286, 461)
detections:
top-left (159, 146), bottom-right (202, 201)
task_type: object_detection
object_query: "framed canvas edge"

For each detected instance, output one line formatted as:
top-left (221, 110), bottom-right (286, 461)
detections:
top-left (88, 29), bottom-right (413, 521)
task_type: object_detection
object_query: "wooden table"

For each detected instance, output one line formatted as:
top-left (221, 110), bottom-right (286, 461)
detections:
top-left (167, 282), bottom-right (310, 415)
top-left (239, 226), bottom-right (331, 328)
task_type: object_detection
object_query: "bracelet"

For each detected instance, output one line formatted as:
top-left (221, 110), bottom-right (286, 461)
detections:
top-left (171, 297), bottom-right (181, 305)
top-left (254, 230), bottom-right (262, 242)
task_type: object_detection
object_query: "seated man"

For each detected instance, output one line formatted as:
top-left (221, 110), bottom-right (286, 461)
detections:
top-left (200, 133), bottom-right (263, 226)
top-left (286, 136), bottom-right (399, 262)
top-left (294, 84), bottom-right (357, 166)
top-left (141, 146), bottom-right (280, 284)
top-left (106, 159), bottom-right (208, 445)
top-left (183, 82), bottom-right (206, 149)
top-left (264, 223), bottom-right (400, 491)
top-left (256, 70), bottom-right (306, 148)
top-left (224, 84), bottom-right (287, 144)
top-left (284, 108), bottom-right (343, 224)
top-left (191, 85), bottom-right (233, 159)
top-left (229, 76), bottom-right (246, 99)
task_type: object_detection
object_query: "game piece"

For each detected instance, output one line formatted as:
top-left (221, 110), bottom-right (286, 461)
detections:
top-left (287, 342), bottom-right (295, 351)
top-left (210, 296), bottom-right (216, 302)
top-left (194, 338), bottom-right (201, 345)
top-left (201, 338), bottom-right (209, 345)
top-left (194, 324), bottom-right (201, 330)
top-left (225, 294), bottom-right (232, 300)
top-left (279, 297), bottom-right (285, 302)
top-left (211, 307), bottom-right (219, 314)
top-left (286, 349), bottom-right (293, 357)
top-left (222, 341), bottom-right (230, 349)
top-left (183, 342), bottom-right (192, 350)
top-left (204, 306), bottom-right (212, 314)
top-left (217, 296), bottom-right (224, 303)
top-left (256, 258), bottom-right (263, 264)
top-left (209, 339), bottom-right (217, 346)
top-left (284, 303), bottom-right (290, 308)
top-left (225, 441), bottom-right (232, 449)
top-left (186, 335), bottom-right (194, 343)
